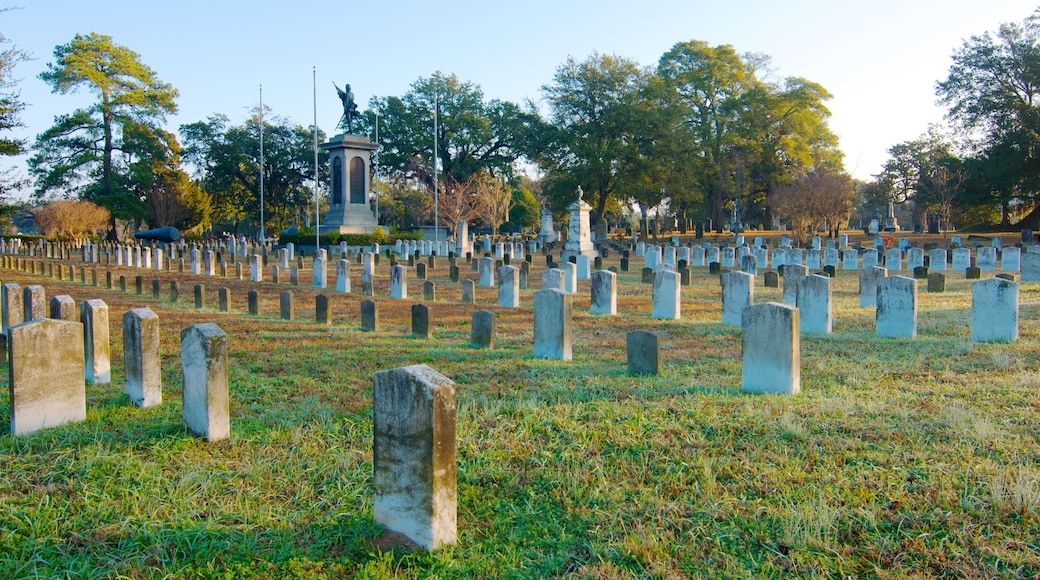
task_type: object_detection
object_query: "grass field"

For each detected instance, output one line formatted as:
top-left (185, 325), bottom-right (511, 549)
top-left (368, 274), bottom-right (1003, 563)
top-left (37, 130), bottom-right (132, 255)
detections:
top-left (1, 236), bottom-right (1039, 578)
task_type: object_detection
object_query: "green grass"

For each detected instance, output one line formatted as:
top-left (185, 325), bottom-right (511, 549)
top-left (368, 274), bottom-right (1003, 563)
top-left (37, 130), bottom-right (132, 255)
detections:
top-left (2, 244), bottom-right (1040, 578)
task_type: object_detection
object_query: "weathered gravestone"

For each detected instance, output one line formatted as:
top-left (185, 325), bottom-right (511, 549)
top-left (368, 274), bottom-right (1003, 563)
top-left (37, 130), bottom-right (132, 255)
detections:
top-left (470, 310), bottom-right (496, 349)
top-left (741, 302), bottom-right (799, 395)
top-left (181, 323), bottom-right (230, 441)
top-left (123, 308), bottom-right (162, 407)
top-left (797, 274), bottom-right (832, 335)
top-left (372, 364), bottom-right (457, 550)
top-left (652, 269), bottom-right (681, 320)
top-left (971, 278), bottom-right (1018, 343)
top-left (927, 272), bottom-right (946, 293)
top-left (280, 291), bottom-right (294, 321)
top-left (81, 299), bottom-right (110, 384)
top-left (876, 276), bottom-right (917, 338)
top-left (422, 280), bottom-right (436, 302)
top-left (721, 271), bottom-right (754, 327)
top-left (49, 295), bottom-right (77, 322)
top-left (23, 285), bottom-right (45, 321)
top-left (498, 266), bottom-right (519, 308)
top-left (2, 282), bottom-right (24, 334)
top-left (782, 264), bottom-right (808, 306)
top-left (8, 318), bottom-right (86, 435)
top-left (316, 294), bottom-right (332, 325)
top-left (533, 288), bottom-right (572, 361)
top-left (965, 266), bottom-right (982, 280)
top-left (390, 264), bottom-right (408, 299)
top-left (764, 270), bottom-right (779, 288)
top-left (626, 330), bottom-right (660, 375)
top-left (361, 300), bottom-right (378, 332)
top-left (247, 290), bottom-right (259, 315)
top-left (412, 304), bottom-right (432, 339)
top-left (194, 284), bottom-right (206, 309)
top-left (590, 270), bottom-right (617, 315)
top-left (461, 279), bottom-right (475, 304)
top-left (336, 259), bottom-right (351, 293)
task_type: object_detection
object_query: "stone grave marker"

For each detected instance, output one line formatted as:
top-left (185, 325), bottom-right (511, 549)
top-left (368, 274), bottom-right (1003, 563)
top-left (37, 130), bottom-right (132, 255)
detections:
top-left (470, 310), bottom-right (496, 349)
top-left (81, 299), bottom-right (110, 384)
top-left (412, 303), bottom-right (432, 339)
top-left (49, 295), bottom-right (77, 322)
top-left (590, 270), bottom-right (617, 315)
top-left (876, 276), bottom-right (917, 338)
top-left (741, 302), bottom-right (799, 395)
top-left (533, 288), bottom-right (572, 361)
top-left (652, 269), bottom-right (681, 320)
top-left (361, 300), bottom-right (378, 331)
top-left (626, 330), bottom-right (660, 375)
top-left (927, 272), bottom-right (946, 293)
top-left (181, 323), bottom-right (230, 442)
top-left (23, 285), bottom-right (45, 321)
top-left (390, 264), bottom-right (408, 299)
top-left (498, 266), bottom-right (519, 308)
top-left (971, 278), bottom-right (1018, 343)
top-left (123, 308), bottom-right (161, 407)
top-left (280, 291), bottom-right (294, 320)
top-left (8, 318), bottom-right (86, 436)
top-left (721, 271), bottom-right (754, 326)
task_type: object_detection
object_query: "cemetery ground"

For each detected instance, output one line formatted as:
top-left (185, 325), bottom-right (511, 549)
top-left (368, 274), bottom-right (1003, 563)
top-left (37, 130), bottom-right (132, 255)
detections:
top-left (2, 237), bottom-right (1040, 578)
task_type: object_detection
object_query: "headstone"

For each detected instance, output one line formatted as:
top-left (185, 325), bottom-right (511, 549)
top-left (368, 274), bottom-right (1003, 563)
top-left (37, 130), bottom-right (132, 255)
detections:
top-left (533, 288), bottom-right (572, 361)
top-left (478, 257), bottom-right (495, 287)
top-left (1002, 247), bottom-right (1021, 272)
top-left (856, 266), bottom-right (887, 308)
top-left (952, 248), bottom-right (971, 272)
top-left (927, 272), bottom-right (946, 293)
top-left (782, 264), bottom-right (808, 306)
top-left (23, 285), bottom-right (45, 321)
top-left (884, 248), bottom-right (902, 271)
top-left (876, 276), bottom-right (917, 338)
top-left (390, 264), bottom-right (408, 299)
top-left (764, 270), bottom-right (779, 288)
top-left (721, 271), bottom-right (754, 326)
top-left (626, 330), bottom-right (660, 375)
top-left (1, 282), bottom-right (21, 333)
top-left (313, 257), bottom-right (328, 289)
top-left (498, 266), bottom-right (519, 308)
top-left (965, 266), bottom-right (981, 280)
top-left (796, 274), bottom-right (832, 335)
top-left (971, 278), bottom-right (1018, 343)
top-left (411, 304), bottom-right (432, 339)
top-left (280, 291), bottom-right (294, 320)
top-left (180, 323), bottom-right (230, 441)
top-left (461, 279), bottom-right (475, 304)
top-left (913, 266), bottom-right (929, 280)
top-left (651, 269), bottom-right (681, 320)
top-left (372, 364), bottom-right (457, 550)
top-left (977, 246), bottom-right (997, 271)
top-left (8, 318), bottom-right (86, 436)
top-left (470, 310), bottom-right (496, 349)
top-left (47, 295), bottom-right (76, 322)
top-left (361, 300), bottom-right (378, 331)
top-left (250, 254), bottom-right (262, 282)
top-left (336, 259), bottom-right (351, 293)
top-left (929, 249), bottom-right (947, 272)
top-left (741, 303), bottom-right (799, 395)
top-left (247, 290), bottom-right (259, 315)
top-left (1022, 252), bottom-right (1040, 281)
top-left (316, 294), bottom-right (332, 325)
top-left (590, 270), bottom-right (617, 315)
top-left (123, 308), bottom-right (162, 407)
top-left (81, 299), bottom-right (110, 384)
top-left (560, 262), bottom-right (577, 293)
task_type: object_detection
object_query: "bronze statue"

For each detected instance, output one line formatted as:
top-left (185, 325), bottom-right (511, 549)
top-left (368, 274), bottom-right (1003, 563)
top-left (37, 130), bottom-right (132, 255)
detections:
top-left (334, 82), bottom-right (359, 133)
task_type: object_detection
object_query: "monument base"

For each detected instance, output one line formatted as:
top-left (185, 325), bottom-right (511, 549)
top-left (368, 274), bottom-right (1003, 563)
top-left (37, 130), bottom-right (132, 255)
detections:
top-left (319, 224), bottom-right (389, 236)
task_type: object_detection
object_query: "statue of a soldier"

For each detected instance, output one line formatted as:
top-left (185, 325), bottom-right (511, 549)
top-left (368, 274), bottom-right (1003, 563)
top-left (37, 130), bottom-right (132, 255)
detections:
top-left (335, 82), bottom-right (359, 133)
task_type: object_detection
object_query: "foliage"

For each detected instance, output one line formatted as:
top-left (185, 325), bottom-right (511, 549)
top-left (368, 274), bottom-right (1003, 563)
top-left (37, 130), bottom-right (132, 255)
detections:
top-left (30, 33), bottom-right (179, 237)
top-left (181, 111), bottom-right (327, 236)
top-left (33, 198), bottom-right (110, 240)
top-left (506, 186), bottom-right (540, 232)
top-left (470, 169), bottom-right (510, 234)
top-left (0, 9), bottom-right (28, 157)
top-left (363, 72), bottom-right (541, 194)
top-left (768, 167), bottom-right (855, 242)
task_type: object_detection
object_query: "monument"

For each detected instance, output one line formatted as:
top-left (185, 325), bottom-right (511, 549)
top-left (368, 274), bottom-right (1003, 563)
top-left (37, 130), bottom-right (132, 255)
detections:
top-left (560, 186), bottom-right (596, 262)
top-left (319, 84), bottom-right (386, 235)
top-left (883, 201), bottom-right (899, 232)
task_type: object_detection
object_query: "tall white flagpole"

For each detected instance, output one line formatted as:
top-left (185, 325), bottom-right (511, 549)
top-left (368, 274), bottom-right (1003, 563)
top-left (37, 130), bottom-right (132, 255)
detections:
top-left (374, 111), bottom-right (380, 222)
top-left (259, 84), bottom-right (265, 243)
top-left (313, 66), bottom-right (319, 249)
top-left (433, 91), bottom-right (439, 245)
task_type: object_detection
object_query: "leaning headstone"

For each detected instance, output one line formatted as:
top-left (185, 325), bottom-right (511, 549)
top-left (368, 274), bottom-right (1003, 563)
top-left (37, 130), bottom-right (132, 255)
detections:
top-left (23, 285), bottom-right (45, 321)
top-left (372, 364), bottom-right (457, 550)
top-left (721, 271), bottom-right (754, 326)
top-left (1, 282), bottom-right (21, 333)
top-left (741, 302), bottom-right (799, 395)
top-left (927, 272), bottom-right (946, 293)
top-left (81, 299), bottom-right (110, 384)
top-left (361, 300), bottom-right (379, 332)
top-left (123, 308), bottom-right (162, 407)
top-left (8, 318), bottom-right (86, 436)
top-left (796, 274), bottom-right (832, 335)
top-left (533, 288), bottom-right (572, 361)
top-left (590, 270), bottom-right (617, 315)
top-left (470, 310), bottom-right (496, 349)
top-left (49, 295), bottom-right (77, 322)
top-left (626, 330), bottom-right (660, 375)
top-left (876, 276), bottom-right (917, 338)
top-left (652, 269), bottom-right (681, 320)
top-left (180, 323), bottom-right (230, 442)
top-left (971, 278), bottom-right (1018, 343)
top-left (854, 265), bottom-right (886, 309)
top-left (280, 291), bottom-right (294, 320)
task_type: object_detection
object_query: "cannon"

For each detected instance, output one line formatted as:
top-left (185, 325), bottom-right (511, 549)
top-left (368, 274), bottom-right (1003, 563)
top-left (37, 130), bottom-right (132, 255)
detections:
top-left (134, 226), bottom-right (180, 243)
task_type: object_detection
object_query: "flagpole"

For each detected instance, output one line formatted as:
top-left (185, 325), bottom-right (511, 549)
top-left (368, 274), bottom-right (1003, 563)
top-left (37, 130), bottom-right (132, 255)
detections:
top-left (259, 84), bottom-right (265, 243)
top-left (313, 66), bottom-right (319, 250)
top-left (373, 111), bottom-right (380, 223)
top-left (433, 91), bottom-right (439, 245)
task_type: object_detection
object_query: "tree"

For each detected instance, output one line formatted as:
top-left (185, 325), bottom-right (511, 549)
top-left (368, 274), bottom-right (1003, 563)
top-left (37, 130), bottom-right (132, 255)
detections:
top-left (437, 175), bottom-right (480, 236)
top-left (0, 11), bottom-right (29, 206)
top-left (34, 199), bottom-right (110, 240)
top-left (181, 111), bottom-right (327, 235)
top-left (30, 33), bottom-right (179, 238)
top-left (768, 168), bottom-right (855, 243)
top-left (539, 53), bottom-right (657, 226)
top-left (364, 72), bottom-right (541, 214)
top-left (469, 169), bottom-right (511, 234)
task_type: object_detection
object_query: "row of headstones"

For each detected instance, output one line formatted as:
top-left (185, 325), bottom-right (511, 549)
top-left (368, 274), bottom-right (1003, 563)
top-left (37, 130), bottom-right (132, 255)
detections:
top-left (639, 244), bottom-right (1031, 273)
top-left (5, 296), bottom-right (228, 440)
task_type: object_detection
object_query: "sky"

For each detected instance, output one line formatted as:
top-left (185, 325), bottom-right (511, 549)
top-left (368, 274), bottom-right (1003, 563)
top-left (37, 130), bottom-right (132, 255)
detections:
top-left (4, 0), bottom-right (1037, 198)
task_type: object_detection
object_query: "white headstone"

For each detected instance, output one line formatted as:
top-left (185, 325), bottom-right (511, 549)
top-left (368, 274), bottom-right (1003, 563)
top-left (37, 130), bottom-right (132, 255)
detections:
top-left (533, 288), bottom-right (572, 360)
top-left (651, 269), bottom-right (681, 320)
top-left (181, 323), bottom-right (230, 441)
top-left (590, 270), bottom-right (617, 315)
top-left (876, 276), bottom-right (917, 338)
top-left (741, 302), bottom-right (799, 395)
top-left (721, 271), bottom-right (754, 326)
top-left (796, 274), bottom-right (832, 335)
top-left (971, 278), bottom-right (1018, 343)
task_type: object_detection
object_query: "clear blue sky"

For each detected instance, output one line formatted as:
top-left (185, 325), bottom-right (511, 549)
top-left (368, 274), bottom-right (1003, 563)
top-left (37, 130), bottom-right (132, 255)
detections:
top-left (5, 0), bottom-right (1037, 196)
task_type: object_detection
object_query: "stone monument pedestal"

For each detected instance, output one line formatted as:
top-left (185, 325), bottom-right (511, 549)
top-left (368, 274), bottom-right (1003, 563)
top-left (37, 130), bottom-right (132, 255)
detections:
top-left (318, 133), bottom-right (387, 235)
top-left (560, 187), bottom-right (596, 262)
